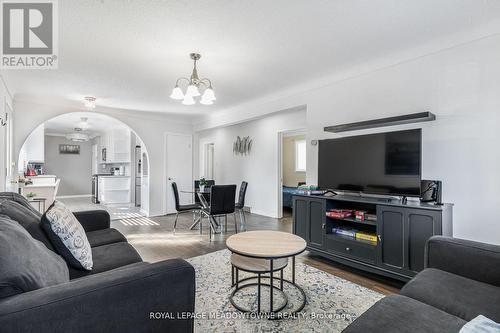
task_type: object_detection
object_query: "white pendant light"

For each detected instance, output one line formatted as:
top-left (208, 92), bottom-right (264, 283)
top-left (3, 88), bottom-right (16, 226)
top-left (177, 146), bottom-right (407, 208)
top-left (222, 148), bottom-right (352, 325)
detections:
top-left (202, 87), bottom-right (216, 101)
top-left (182, 95), bottom-right (195, 105)
top-left (83, 96), bottom-right (96, 110)
top-left (186, 84), bottom-right (200, 97)
top-left (170, 86), bottom-right (184, 100)
top-left (170, 53), bottom-right (216, 106)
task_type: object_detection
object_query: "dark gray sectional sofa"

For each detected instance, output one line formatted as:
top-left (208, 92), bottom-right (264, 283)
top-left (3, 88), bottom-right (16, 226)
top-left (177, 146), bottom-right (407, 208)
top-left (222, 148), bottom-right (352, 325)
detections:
top-left (343, 236), bottom-right (500, 332)
top-left (0, 193), bottom-right (195, 333)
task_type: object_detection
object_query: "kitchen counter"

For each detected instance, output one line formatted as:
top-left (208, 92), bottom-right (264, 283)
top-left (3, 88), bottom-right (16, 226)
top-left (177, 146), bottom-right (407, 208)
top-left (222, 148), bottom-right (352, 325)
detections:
top-left (96, 175), bottom-right (130, 178)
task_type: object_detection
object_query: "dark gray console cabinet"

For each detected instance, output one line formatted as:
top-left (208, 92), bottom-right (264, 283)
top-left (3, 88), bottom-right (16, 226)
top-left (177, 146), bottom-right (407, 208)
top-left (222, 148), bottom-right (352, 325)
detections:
top-left (293, 194), bottom-right (453, 281)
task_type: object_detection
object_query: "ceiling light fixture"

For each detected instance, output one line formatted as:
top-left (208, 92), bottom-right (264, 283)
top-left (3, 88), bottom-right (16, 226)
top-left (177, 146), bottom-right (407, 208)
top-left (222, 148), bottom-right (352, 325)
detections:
top-left (66, 132), bottom-right (89, 142)
top-left (170, 53), bottom-right (216, 105)
top-left (83, 96), bottom-right (96, 110)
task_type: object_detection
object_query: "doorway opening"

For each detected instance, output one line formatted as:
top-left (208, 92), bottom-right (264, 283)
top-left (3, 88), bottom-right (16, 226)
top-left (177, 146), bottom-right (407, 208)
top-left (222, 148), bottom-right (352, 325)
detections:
top-left (16, 112), bottom-right (151, 218)
top-left (202, 142), bottom-right (215, 180)
top-left (278, 129), bottom-right (307, 219)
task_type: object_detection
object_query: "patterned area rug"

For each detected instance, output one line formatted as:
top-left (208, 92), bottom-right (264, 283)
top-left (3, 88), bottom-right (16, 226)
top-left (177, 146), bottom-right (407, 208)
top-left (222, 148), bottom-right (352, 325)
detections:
top-left (187, 250), bottom-right (383, 332)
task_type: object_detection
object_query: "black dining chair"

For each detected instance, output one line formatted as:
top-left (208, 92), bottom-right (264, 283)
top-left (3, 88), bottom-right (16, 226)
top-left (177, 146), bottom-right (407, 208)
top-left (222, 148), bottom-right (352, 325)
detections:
top-left (235, 181), bottom-right (248, 232)
top-left (194, 179), bottom-right (215, 204)
top-left (172, 182), bottom-right (202, 234)
top-left (200, 184), bottom-right (237, 241)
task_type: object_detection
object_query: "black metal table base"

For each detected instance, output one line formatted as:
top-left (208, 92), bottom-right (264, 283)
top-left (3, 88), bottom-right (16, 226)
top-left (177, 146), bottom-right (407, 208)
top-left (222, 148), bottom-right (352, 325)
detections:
top-left (229, 256), bottom-right (307, 319)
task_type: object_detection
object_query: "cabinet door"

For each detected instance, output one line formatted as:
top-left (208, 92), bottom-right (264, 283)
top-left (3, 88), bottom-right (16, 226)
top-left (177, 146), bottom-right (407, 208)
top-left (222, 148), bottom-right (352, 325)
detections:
top-left (377, 206), bottom-right (406, 271)
top-left (407, 209), bottom-right (441, 273)
top-left (293, 197), bottom-right (308, 240)
top-left (307, 198), bottom-right (325, 248)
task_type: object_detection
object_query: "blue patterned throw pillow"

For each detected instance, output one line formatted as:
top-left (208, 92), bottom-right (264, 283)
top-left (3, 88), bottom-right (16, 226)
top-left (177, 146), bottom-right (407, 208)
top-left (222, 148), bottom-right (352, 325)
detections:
top-left (41, 201), bottom-right (93, 270)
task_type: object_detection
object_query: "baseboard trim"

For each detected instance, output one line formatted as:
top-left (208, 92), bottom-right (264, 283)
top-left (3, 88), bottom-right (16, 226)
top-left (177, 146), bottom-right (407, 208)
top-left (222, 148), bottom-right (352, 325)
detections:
top-left (56, 194), bottom-right (92, 199)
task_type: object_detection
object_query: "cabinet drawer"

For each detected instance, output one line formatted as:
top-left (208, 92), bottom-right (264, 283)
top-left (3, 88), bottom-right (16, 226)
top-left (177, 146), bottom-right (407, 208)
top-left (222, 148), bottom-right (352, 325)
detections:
top-left (325, 235), bottom-right (376, 264)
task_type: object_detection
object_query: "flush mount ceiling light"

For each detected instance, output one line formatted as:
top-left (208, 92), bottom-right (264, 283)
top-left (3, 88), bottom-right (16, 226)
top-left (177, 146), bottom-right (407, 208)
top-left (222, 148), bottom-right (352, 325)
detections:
top-left (66, 132), bottom-right (89, 142)
top-left (83, 96), bottom-right (96, 110)
top-left (170, 53), bottom-right (216, 106)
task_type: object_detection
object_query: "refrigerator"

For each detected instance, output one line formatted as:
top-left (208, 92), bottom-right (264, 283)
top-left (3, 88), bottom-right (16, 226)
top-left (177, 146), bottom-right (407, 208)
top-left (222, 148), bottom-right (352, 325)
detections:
top-left (134, 146), bottom-right (142, 207)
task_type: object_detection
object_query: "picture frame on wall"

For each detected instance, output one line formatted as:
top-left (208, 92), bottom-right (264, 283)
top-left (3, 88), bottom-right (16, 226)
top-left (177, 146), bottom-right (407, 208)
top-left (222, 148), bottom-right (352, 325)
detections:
top-left (59, 144), bottom-right (80, 155)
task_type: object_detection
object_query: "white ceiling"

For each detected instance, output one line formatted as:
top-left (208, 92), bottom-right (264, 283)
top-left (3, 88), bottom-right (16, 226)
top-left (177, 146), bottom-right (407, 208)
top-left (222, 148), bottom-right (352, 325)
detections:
top-left (4, 0), bottom-right (500, 117)
top-left (44, 112), bottom-right (128, 137)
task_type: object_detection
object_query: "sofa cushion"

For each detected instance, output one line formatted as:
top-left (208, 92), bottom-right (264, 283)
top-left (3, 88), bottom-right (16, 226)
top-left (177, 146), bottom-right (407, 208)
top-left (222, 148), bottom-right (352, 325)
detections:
top-left (0, 192), bottom-right (42, 217)
top-left (0, 216), bottom-right (69, 299)
top-left (401, 268), bottom-right (500, 322)
top-left (86, 228), bottom-right (127, 247)
top-left (343, 295), bottom-right (466, 333)
top-left (41, 201), bottom-right (93, 271)
top-left (0, 199), bottom-right (55, 251)
top-left (69, 242), bottom-right (142, 279)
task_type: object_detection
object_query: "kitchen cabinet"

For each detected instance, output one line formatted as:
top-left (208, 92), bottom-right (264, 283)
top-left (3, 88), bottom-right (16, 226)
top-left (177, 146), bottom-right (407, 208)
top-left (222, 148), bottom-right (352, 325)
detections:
top-left (99, 128), bottom-right (131, 163)
top-left (98, 176), bottom-right (131, 204)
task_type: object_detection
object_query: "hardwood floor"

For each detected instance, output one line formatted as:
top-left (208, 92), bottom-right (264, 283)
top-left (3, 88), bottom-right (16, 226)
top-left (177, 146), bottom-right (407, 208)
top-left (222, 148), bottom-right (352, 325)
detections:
top-left (112, 208), bottom-right (403, 295)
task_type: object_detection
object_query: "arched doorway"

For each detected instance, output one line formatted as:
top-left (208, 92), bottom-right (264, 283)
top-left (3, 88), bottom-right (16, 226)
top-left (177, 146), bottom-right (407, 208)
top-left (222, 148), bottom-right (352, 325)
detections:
top-left (16, 112), bottom-right (151, 217)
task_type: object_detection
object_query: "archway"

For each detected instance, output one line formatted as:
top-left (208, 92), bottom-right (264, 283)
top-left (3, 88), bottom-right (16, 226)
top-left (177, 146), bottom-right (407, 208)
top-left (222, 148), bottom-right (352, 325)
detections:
top-left (16, 112), bottom-right (151, 215)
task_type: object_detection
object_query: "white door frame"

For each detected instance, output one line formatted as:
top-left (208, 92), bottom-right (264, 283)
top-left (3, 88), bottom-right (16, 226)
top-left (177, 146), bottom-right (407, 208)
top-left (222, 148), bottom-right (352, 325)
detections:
top-left (276, 128), bottom-right (307, 219)
top-left (163, 132), bottom-right (193, 215)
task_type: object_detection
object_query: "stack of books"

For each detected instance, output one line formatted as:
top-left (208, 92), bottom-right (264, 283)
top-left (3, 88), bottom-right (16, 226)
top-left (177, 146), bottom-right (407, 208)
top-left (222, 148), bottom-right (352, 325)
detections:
top-left (355, 231), bottom-right (378, 243)
top-left (331, 227), bottom-right (356, 238)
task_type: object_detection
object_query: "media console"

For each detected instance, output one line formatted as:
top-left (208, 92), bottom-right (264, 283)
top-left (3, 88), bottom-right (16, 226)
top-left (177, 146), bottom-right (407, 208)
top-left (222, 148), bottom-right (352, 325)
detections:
top-left (292, 194), bottom-right (453, 281)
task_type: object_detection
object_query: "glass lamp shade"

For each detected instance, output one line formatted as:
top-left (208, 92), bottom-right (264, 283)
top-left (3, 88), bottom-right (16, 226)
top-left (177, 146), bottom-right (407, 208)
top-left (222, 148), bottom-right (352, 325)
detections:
top-left (170, 86), bottom-right (184, 100)
top-left (182, 94), bottom-right (196, 105)
top-left (200, 97), bottom-right (213, 105)
top-left (186, 84), bottom-right (200, 97)
top-left (202, 87), bottom-right (216, 101)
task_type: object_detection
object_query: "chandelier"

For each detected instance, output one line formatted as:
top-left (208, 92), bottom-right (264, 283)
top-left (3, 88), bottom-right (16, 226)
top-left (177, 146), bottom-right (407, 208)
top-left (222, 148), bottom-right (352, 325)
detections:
top-left (83, 96), bottom-right (96, 110)
top-left (170, 53), bottom-right (216, 105)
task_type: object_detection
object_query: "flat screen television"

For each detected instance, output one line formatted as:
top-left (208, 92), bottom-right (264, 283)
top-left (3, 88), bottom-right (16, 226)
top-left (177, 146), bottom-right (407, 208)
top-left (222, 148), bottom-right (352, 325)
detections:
top-left (318, 129), bottom-right (422, 197)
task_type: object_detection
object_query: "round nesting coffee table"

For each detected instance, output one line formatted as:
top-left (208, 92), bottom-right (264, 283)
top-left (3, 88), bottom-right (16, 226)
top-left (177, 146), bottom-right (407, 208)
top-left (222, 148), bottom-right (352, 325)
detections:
top-left (226, 230), bottom-right (307, 315)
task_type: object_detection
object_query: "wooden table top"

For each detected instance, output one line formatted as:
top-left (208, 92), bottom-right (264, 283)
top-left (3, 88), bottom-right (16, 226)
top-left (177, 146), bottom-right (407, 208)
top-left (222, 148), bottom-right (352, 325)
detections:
top-left (226, 230), bottom-right (306, 258)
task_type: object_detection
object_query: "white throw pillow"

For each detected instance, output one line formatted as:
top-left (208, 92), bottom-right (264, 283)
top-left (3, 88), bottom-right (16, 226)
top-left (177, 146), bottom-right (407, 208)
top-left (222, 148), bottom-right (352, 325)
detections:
top-left (41, 201), bottom-right (93, 270)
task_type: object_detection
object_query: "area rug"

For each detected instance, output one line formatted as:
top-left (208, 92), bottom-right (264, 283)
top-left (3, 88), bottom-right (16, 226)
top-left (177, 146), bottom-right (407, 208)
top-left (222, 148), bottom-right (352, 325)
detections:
top-left (186, 250), bottom-right (383, 332)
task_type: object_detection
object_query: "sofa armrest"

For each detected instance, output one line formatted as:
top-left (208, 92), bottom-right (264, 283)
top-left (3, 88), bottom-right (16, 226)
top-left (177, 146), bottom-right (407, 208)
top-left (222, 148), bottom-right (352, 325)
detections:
top-left (0, 259), bottom-right (195, 333)
top-left (426, 236), bottom-right (500, 286)
top-left (73, 210), bottom-right (110, 232)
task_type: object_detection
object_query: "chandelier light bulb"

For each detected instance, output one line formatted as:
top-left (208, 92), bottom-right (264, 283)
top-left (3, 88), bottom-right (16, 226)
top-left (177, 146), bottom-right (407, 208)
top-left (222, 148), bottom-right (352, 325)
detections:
top-left (170, 86), bottom-right (184, 100)
top-left (186, 84), bottom-right (200, 97)
top-left (182, 94), bottom-right (196, 105)
top-left (202, 87), bottom-right (216, 101)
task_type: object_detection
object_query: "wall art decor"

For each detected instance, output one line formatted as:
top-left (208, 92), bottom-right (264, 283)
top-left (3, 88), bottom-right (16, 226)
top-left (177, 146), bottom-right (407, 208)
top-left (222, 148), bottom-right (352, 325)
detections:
top-left (233, 136), bottom-right (252, 155)
top-left (59, 144), bottom-right (80, 155)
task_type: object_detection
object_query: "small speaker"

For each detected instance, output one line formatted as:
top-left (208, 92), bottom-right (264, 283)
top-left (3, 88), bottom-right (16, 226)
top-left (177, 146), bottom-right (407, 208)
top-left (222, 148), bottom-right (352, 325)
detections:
top-left (420, 180), bottom-right (442, 205)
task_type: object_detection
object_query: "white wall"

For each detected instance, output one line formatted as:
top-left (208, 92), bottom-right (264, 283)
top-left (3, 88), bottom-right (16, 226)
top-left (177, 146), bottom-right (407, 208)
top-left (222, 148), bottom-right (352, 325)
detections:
top-left (14, 98), bottom-right (193, 216)
top-left (195, 108), bottom-right (306, 218)
top-left (196, 34), bottom-right (500, 244)
top-left (0, 77), bottom-right (14, 190)
top-left (44, 135), bottom-right (93, 196)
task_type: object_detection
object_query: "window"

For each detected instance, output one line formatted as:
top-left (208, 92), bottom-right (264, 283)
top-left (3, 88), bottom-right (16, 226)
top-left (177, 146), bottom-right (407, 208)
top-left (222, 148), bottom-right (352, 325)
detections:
top-left (295, 139), bottom-right (306, 172)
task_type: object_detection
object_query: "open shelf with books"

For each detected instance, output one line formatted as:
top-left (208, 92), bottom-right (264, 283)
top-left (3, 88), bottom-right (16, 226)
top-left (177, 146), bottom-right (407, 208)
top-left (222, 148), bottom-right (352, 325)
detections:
top-left (324, 200), bottom-right (378, 245)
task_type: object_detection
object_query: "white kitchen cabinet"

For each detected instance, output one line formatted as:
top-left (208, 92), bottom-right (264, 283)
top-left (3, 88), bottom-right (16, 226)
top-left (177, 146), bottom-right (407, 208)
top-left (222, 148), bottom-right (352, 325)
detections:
top-left (99, 128), bottom-right (131, 163)
top-left (98, 176), bottom-right (131, 204)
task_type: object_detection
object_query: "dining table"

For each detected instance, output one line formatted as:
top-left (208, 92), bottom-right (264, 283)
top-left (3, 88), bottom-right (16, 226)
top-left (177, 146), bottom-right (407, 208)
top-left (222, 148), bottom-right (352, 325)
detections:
top-left (179, 189), bottom-right (221, 233)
